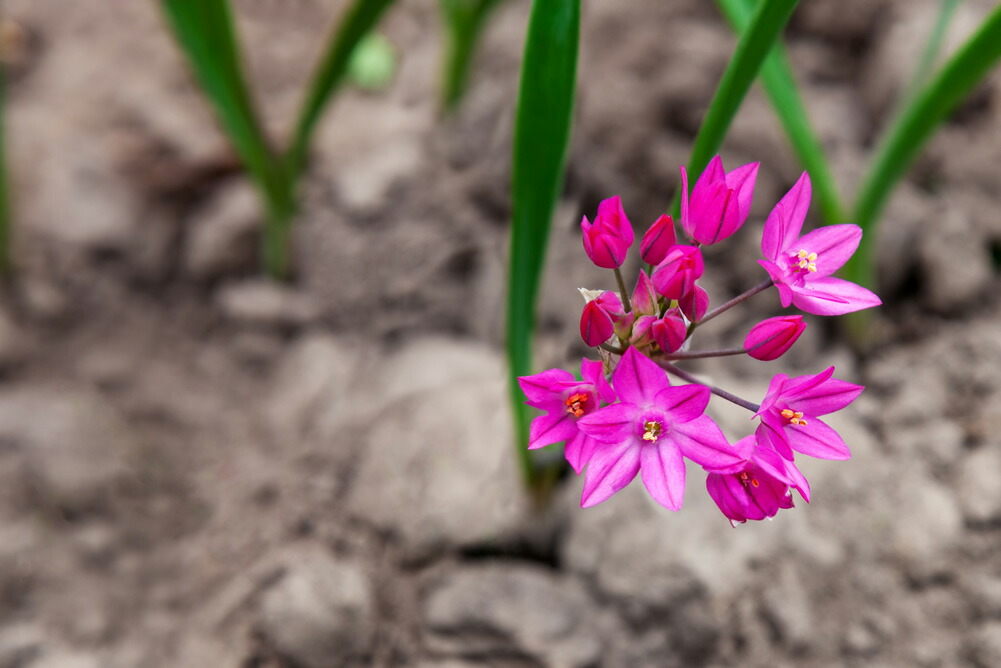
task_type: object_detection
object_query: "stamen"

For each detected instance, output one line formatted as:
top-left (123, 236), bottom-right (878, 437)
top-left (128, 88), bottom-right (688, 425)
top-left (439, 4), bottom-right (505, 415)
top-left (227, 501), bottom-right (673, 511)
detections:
top-left (780, 408), bottom-right (808, 426)
top-left (642, 420), bottom-right (662, 442)
top-left (565, 393), bottom-right (589, 418)
top-left (795, 249), bottom-right (818, 272)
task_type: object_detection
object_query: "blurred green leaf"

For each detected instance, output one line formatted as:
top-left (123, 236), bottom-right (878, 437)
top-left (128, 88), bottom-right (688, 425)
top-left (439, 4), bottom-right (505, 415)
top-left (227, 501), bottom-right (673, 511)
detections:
top-left (162, 0), bottom-right (294, 277)
top-left (438, 0), bottom-right (505, 111)
top-left (286, 0), bottom-right (396, 180)
top-left (347, 31), bottom-right (396, 91)
top-left (845, 3), bottom-right (1001, 290)
top-left (717, 0), bottom-right (845, 227)
top-left (675, 0), bottom-right (800, 214)
top-left (507, 0), bottom-right (580, 491)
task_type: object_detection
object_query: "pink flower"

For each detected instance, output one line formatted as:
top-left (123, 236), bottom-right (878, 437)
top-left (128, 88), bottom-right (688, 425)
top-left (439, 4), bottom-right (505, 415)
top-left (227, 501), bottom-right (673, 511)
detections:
top-left (579, 291), bottom-right (622, 347)
top-left (758, 173), bottom-right (881, 315)
top-left (704, 436), bottom-right (810, 527)
top-left (631, 269), bottom-right (659, 316)
top-left (640, 214), bottom-right (676, 265)
top-left (576, 348), bottom-right (741, 509)
top-left (581, 196), bottom-right (634, 269)
top-left (651, 245), bottom-right (703, 300)
top-left (679, 285), bottom-right (709, 322)
top-left (518, 359), bottom-right (616, 474)
top-left (681, 155), bottom-right (759, 245)
top-left (651, 310), bottom-right (687, 353)
top-left (744, 315), bottom-right (806, 361)
top-left (754, 367), bottom-right (864, 461)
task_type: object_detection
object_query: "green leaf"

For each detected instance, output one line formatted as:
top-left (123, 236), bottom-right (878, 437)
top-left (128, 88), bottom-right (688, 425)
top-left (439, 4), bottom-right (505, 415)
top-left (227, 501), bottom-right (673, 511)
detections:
top-left (716, 0), bottom-right (845, 227)
top-left (347, 31), bottom-right (396, 91)
top-left (161, 0), bottom-right (294, 278)
top-left (507, 0), bottom-right (580, 491)
top-left (438, 0), bottom-right (506, 111)
top-left (674, 0), bottom-right (801, 214)
top-left (285, 0), bottom-right (396, 180)
top-left (845, 4), bottom-right (1001, 290)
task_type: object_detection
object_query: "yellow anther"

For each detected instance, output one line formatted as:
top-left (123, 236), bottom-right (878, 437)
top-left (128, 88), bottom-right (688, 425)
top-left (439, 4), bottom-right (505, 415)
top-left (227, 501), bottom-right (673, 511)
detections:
top-left (795, 250), bottom-right (819, 272)
top-left (642, 420), bottom-right (662, 442)
top-left (565, 393), bottom-right (589, 418)
top-left (780, 408), bottom-right (807, 426)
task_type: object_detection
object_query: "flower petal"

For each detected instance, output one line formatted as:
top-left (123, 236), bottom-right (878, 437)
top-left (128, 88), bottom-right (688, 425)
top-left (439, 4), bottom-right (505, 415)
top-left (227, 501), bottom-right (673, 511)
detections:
top-left (578, 402), bottom-right (640, 445)
top-left (755, 419), bottom-right (794, 460)
top-left (580, 300), bottom-right (615, 346)
top-left (580, 358), bottom-right (616, 405)
top-left (653, 384), bottom-right (710, 423)
top-left (674, 415), bottom-right (743, 469)
top-left (528, 412), bottom-right (577, 450)
top-left (794, 224), bottom-right (862, 276)
top-left (581, 440), bottom-right (641, 508)
top-left (758, 260), bottom-right (795, 307)
top-left (785, 416), bottom-right (852, 460)
top-left (639, 441), bottom-right (687, 510)
top-left (791, 277), bottom-right (882, 315)
top-left (761, 172), bottom-right (811, 261)
top-left (518, 368), bottom-right (575, 405)
top-left (563, 431), bottom-right (598, 474)
top-left (611, 347), bottom-right (671, 405)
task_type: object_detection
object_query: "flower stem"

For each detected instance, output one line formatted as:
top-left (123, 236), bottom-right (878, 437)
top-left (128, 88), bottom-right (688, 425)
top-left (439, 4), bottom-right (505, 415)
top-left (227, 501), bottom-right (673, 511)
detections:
top-left (694, 278), bottom-right (772, 328)
top-left (613, 266), bottom-right (632, 312)
top-left (657, 360), bottom-right (761, 413)
top-left (600, 342), bottom-right (627, 355)
top-left (664, 347), bottom-right (747, 360)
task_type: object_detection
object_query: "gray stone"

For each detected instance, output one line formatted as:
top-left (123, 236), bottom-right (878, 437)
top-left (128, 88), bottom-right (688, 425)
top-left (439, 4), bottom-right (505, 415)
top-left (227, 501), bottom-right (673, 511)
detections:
top-left (0, 306), bottom-right (28, 370)
top-left (759, 564), bottom-right (814, 651)
top-left (894, 420), bottom-right (964, 467)
top-left (919, 204), bottom-right (992, 314)
top-left (967, 622), bottom-right (1001, 668)
top-left (0, 383), bottom-right (133, 510)
top-left (216, 279), bottom-right (320, 328)
top-left (346, 339), bottom-right (529, 560)
top-left (0, 623), bottom-right (43, 667)
top-left (423, 564), bottom-right (602, 668)
top-left (184, 180), bottom-right (261, 280)
top-left (957, 447), bottom-right (1001, 523)
top-left (258, 548), bottom-right (375, 668)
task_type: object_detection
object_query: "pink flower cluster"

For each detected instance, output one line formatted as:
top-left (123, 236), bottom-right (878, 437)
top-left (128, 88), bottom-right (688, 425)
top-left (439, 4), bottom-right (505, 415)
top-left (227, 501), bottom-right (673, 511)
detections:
top-left (520, 157), bottom-right (880, 526)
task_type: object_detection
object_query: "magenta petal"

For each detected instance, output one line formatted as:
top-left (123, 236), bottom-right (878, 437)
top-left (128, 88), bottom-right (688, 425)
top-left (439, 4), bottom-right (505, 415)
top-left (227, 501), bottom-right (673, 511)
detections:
top-left (794, 224), bottom-right (862, 276)
top-left (707, 473), bottom-right (747, 524)
top-left (581, 440), bottom-right (641, 508)
top-left (653, 385), bottom-right (710, 423)
top-left (611, 347), bottom-right (671, 405)
top-left (674, 415), bottom-right (743, 469)
top-left (563, 431), bottom-right (597, 474)
top-left (652, 313), bottom-right (687, 353)
top-left (693, 155), bottom-right (725, 196)
top-left (639, 441), bottom-right (687, 510)
top-left (757, 260), bottom-right (794, 307)
top-left (791, 277), bottom-right (882, 315)
top-left (640, 214), bottom-right (676, 265)
top-left (519, 369), bottom-right (575, 404)
top-left (679, 285), bottom-right (709, 322)
top-left (756, 419), bottom-right (794, 460)
top-left (727, 161), bottom-right (759, 222)
top-left (791, 380), bottom-right (864, 416)
top-left (580, 358), bottom-right (615, 405)
top-left (781, 366), bottom-right (835, 398)
top-left (632, 269), bottom-right (659, 316)
top-left (679, 166), bottom-right (691, 238)
top-left (578, 402), bottom-right (640, 445)
top-left (528, 412), bottom-right (576, 450)
top-left (761, 172), bottom-right (811, 261)
top-left (786, 416), bottom-right (851, 460)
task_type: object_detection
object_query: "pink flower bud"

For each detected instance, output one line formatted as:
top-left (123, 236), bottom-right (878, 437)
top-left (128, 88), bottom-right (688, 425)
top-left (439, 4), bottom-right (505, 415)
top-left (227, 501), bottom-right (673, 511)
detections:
top-left (744, 315), bottom-right (806, 361)
top-left (580, 299), bottom-right (615, 347)
top-left (640, 214), bottom-right (676, 265)
top-left (651, 245), bottom-right (703, 299)
top-left (652, 311), bottom-right (687, 353)
top-left (581, 196), bottom-right (634, 268)
top-left (679, 285), bottom-right (709, 323)
top-left (680, 155), bottom-right (759, 246)
top-left (631, 269), bottom-right (659, 316)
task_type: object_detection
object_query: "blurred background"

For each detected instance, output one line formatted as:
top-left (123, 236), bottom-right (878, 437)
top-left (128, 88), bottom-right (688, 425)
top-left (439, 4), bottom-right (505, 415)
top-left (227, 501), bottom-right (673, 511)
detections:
top-left (1, 0), bottom-right (1000, 666)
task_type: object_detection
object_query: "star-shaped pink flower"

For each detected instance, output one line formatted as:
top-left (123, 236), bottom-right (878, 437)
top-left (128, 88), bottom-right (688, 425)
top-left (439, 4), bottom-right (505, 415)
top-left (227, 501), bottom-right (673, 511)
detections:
top-left (576, 347), bottom-right (741, 510)
top-left (758, 172), bottom-right (881, 315)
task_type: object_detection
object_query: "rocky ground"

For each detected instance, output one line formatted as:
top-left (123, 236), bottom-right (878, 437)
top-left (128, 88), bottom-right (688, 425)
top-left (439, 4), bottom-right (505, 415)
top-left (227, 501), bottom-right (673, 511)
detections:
top-left (2, 0), bottom-right (1001, 666)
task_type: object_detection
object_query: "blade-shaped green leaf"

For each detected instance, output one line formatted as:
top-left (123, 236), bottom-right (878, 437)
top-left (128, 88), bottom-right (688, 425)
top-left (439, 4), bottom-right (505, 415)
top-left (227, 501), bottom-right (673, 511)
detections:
top-left (162, 0), bottom-right (294, 277)
top-left (845, 4), bottom-right (1001, 290)
top-left (438, 0), bottom-right (506, 111)
top-left (507, 0), bottom-right (580, 490)
top-left (674, 0), bottom-right (800, 213)
top-left (716, 0), bottom-right (845, 227)
top-left (285, 0), bottom-right (396, 179)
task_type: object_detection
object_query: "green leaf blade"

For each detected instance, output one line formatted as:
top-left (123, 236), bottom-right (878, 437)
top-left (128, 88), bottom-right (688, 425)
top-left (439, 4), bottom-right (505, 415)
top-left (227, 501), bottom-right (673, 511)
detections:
top-left (438, 0), bottom-right (505, 111)
top-left (507, 0), bottom-right (580, 490)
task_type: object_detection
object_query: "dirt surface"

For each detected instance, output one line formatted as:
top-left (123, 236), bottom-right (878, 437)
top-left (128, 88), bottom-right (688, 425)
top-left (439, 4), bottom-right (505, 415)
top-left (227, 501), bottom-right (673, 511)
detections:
top-left (2, 0), bottom-right (1001, 666)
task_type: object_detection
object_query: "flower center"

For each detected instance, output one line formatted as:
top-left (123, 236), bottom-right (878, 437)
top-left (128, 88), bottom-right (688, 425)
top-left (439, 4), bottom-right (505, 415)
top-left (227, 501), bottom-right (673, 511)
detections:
top-left (738, 470), bottom-right (760, 489)
top-left (780, 408), bottom-right (808, 426)
top-left (794, 249), bottom-right (818, 273)
top-left (642, 420), bottom-right (663, 442)
top-left (565, 393), bottom-right (589, 418)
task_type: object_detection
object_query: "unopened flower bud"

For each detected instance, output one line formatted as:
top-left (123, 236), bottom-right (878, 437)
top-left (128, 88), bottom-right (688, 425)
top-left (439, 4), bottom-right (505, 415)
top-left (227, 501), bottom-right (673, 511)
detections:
top-left (640, 214), bottom-right (676, 265)
top-left (581, 196), bottom-right (634, 269)
top-left (744, 315), bottom-right (806, 361)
